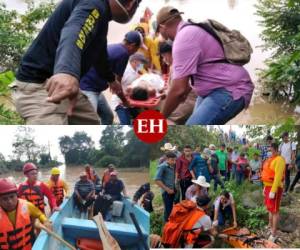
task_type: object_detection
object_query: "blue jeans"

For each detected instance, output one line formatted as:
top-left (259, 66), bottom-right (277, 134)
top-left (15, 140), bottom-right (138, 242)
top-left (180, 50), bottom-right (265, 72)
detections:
top-left (97, 93), bottom-right (113, 125)
top-left (162, 191), bottom-right (175, 222)
top-left (186, 88), bottom-right (245, 125)
top-left (236, 169), bottom-right (244, 185)
top-left (81, 90), bottom-right (113, 125)
top-left (211, 174), bottom-right (225, 192)
top-left (231, 164), bottom-right (237, 180)
top-left (115, 106), bottom-right (139, 125)
top-left (217, 205), bottom-right (233, 226)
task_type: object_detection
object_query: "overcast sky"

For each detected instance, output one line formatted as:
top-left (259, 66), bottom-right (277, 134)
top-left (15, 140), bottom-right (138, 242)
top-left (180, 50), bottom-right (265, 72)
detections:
top-left (0, 125), bottom-right (131, 161)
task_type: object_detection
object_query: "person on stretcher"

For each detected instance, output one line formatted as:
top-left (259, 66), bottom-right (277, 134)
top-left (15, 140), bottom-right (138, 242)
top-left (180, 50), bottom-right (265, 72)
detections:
top-left (126, 73), bottom-right (166, 101)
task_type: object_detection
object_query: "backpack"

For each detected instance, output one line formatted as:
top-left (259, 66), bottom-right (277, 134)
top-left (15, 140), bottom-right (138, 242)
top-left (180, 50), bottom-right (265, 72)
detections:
top-left (161, 200), bottom-right (204, 248)
top-left (185, 19), bottom-right (253, 66)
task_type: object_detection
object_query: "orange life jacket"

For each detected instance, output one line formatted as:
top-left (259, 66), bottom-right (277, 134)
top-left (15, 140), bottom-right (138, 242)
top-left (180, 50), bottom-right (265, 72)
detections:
top-left (102, 170), bottom-right (111, 187)
top-left (162, 200), bottom-right (206, 248)
top-left (19, 181), bottom-right (45, 212)
top-left (261, 155), bottom-right (284, 183)
top-left (0, 199), bottom-right (34, 250)
top-left (86, 169), bottom-right (96, 183)
top-left (48, 179), bottom-right (64, 206)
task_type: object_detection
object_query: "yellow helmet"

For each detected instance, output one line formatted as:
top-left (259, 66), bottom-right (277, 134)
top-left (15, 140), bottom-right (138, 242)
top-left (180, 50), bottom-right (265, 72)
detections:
top-left (51, 167), bottom-right (60, 175)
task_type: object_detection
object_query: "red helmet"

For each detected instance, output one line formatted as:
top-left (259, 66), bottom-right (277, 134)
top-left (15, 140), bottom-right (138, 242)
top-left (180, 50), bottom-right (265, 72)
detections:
top-left (23, 162), bottom-right (37, 174)
top-left (0, 178), bottom-right (17, 195)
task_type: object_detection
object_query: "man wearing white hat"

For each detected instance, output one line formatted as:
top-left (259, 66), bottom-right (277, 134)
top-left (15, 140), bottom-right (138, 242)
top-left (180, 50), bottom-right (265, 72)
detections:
top-left (186, 176), bottom-right (210, 203)
top-left (159, 143), bottom-right (180, 164)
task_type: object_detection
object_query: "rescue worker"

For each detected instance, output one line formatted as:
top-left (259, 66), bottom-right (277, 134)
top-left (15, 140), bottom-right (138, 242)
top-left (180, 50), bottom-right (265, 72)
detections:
top-left (85, 164), bottom-right (100, 185)
top-left (11, 0), bottom-right (143, 125)
top-left (102, 164), bottom-right (115, 188)
top-left (47, 167), bottom-right (69, 207)
top-left (161, 196), bottom-right (216, 248)
top-left (18, 163), bottom-right (59, 213)
top-left (261, 143), bottom-right (285, 243)
top-left (0, 178), bottom-right (52, 250)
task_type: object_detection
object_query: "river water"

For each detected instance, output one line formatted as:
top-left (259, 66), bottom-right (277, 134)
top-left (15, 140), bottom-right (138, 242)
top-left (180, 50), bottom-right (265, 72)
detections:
top-left (0, 165), bottom-right (148, 197)
top-left (2, 0), bottom-right (299, 124)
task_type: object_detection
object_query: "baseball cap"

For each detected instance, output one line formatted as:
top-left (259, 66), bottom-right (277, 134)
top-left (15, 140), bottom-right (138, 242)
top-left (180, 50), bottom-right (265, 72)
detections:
top-left (125, 31), bottom-right (142, 47)
top-left (157, 6), bottom-right (184, 26)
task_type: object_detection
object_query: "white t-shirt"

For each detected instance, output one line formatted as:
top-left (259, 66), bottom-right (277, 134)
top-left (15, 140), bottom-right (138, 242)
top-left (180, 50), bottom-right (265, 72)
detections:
top-left (130, 73), bottom-right (165, 95)
top-left (280, 141), bottom-right (296, 164)
top-left (214, 193), bottom-right (234, 210)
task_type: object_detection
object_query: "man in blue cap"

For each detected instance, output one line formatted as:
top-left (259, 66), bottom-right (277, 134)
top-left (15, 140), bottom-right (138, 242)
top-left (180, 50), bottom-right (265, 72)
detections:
top-left (80, 30), bottom-right (143, 124)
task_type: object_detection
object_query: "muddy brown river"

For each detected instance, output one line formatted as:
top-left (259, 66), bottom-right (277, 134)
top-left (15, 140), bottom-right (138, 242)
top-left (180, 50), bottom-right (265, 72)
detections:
top-left (0, 165), bottom-right (148, 197)
top-left (3, 0), bottom-right (299, 124)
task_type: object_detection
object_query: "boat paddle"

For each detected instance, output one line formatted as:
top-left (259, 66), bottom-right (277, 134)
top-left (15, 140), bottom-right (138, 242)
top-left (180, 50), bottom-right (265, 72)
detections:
top-left (129, 212), bottom-right (149, 250)
top-left (93, 212), bottom-right (121, 250)
top-left (34, 220), bottom-right (76, 250)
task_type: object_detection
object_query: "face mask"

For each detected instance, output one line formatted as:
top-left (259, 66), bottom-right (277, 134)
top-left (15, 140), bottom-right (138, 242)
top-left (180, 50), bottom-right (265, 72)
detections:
top-left (114, 0), bottom-right (132, 23)
top-left (136, 63), bottom-right (144, 72)
top-left (267, 151), bottom-right (272, 157)
top-left (210, 150), bottom-right (215, 154)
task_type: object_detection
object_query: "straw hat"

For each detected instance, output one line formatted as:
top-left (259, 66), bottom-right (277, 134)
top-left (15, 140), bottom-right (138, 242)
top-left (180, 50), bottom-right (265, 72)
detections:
top-left (160, 143), bottom-right (176, 151)
top-left (192, 176), bottom-right (210, 188)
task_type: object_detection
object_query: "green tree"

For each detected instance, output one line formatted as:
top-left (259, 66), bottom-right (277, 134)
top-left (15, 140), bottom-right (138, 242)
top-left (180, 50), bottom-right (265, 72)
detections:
top-left (121, 130), bottom-right (150, 167)
top-left (12, 126), bottom-right (41, 161)
top-left (99, 126), bottom-right (125, 157)
top-left (150, 126), bottom-right (219, 160)
top-left (0, 0), bottom-right (55, 71)
top-left (256, 0), bottom-right (300, 102)
top-left (59, 132), bottom-right (95, 165)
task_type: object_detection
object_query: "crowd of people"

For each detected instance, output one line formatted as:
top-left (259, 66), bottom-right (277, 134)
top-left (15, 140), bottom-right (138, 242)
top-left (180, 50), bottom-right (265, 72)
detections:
top-left (10, 0), bottom-right (254, 125)
top-left (0, 162), bottom-right (152, 249)
top-left (152, 131), bottom-right (299, 248)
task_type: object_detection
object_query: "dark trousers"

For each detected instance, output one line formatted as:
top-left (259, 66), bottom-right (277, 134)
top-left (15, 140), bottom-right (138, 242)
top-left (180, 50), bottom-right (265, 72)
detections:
top-left (285, 165), bottom-right (292, 192)
top-left (74, 194), bottom-right (95, 213)
top-left (220, 170), bottom-right (227, 181)
top-left (211, 174), bottom-right (224, 191)
top-left (217, 205), bottom-right (233, 226)
top-left (180, 178), bottom-right (192, 200)
top-left (290, 170), bottom-right (300, 191)
top-left (162, 191), bottom-right (175, 222)
top-left (236, 170), bottom-right (244, 185)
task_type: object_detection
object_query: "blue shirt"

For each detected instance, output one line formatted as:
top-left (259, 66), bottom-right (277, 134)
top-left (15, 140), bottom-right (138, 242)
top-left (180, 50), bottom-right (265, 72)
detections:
top-left (154, 162), bottom-right (175, 193)
top-left (189, 155), bottom-right (210, 182)
top-left (80, 43), bottom-right (130, 92)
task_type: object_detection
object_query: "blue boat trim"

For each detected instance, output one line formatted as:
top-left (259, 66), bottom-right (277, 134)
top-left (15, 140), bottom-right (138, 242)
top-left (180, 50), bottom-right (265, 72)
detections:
top-left (33, 197), bottom-right (149, 250)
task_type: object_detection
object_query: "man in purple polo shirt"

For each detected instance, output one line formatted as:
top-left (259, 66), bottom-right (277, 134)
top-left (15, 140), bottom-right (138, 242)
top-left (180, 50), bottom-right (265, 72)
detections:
top-left (156, 7), bottom-right (254, 125)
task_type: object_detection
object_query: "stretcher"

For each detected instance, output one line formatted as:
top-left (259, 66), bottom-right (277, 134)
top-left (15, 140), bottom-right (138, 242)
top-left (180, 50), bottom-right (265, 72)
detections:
top-left (126, 74), bottom-right (169, 109)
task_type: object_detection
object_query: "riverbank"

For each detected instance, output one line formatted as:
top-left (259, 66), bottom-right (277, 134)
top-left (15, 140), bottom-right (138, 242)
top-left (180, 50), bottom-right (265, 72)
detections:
top-left (150, 160), bottom-right (300, 248)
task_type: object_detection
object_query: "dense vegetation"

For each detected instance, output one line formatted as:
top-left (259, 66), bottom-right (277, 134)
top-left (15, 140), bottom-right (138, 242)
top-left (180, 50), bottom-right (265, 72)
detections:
top-left (58, 126), bottom-right (149, 168)
top-left (256, 0), bottom-right (300, 102)
top-left (0, 0), bottom-right (55, 124)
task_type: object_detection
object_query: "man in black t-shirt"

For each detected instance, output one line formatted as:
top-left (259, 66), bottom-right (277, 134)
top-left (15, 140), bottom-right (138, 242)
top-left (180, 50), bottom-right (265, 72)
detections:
top-left (11, 0), bottom-right (142, 124)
